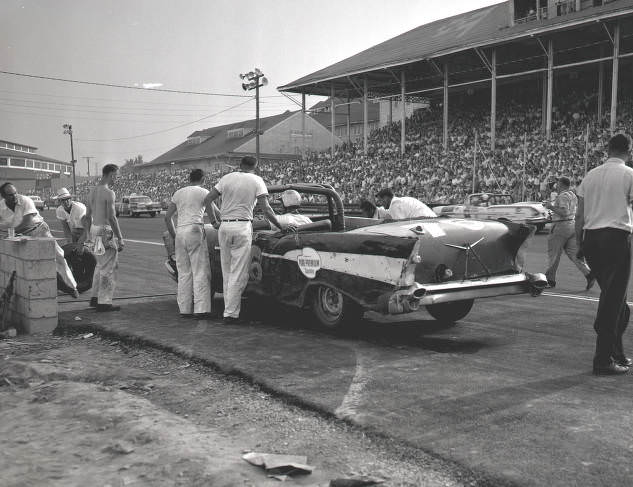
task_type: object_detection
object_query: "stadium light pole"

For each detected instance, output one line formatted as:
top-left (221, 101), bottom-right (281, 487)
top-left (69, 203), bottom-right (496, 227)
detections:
top-left (240, 68), bottom-right (268, 163)
top-left (62, 124), bottom-right (77, 195)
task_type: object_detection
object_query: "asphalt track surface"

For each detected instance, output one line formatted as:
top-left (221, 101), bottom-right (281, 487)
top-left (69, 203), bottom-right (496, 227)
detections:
top-left (49, 210), bottom-right (633, 486)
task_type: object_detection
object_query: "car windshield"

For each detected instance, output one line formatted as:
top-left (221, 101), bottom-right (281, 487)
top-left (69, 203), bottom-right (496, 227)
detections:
top-left (28, 196), bottom-right (41, 201)
top-left (131, 197), bottom-right (151, 203)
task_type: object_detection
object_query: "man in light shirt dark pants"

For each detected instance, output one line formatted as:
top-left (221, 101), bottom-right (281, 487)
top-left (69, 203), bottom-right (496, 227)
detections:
top-left (205, 156), bottom-right (295, 324)
top-left (576, 134), bottom-right (633, 375)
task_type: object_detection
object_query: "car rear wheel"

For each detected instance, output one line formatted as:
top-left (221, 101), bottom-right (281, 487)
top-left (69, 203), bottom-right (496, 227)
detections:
top-left (311, 285), bottom-right (363, 331)
top-left (426, 299), bottom-right (474, 324)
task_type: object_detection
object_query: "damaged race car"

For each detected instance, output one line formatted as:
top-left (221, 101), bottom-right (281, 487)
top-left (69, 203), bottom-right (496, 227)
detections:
top-left (163, 184), bottom-right (546, 330)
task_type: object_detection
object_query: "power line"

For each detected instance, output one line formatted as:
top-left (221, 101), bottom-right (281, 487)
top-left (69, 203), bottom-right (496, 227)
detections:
top-left (76, 97), bottom-right (255, 142)
top-left (0, 69), bottom-right (254, 98)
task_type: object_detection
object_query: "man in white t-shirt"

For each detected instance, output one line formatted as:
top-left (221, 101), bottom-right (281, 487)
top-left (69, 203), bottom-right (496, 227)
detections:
top-left (376, 188), bottom-right (437, 219)
top-left (205, 156), bottom-right (294, 324)
top-left (576, 134), bottom-right (633, 375)
top-left (55, 187), bottom-right (86, 243)
top-left (272, 190), bottom-right (312, 229)
top-left (165, 169), bottom-right (219, 318)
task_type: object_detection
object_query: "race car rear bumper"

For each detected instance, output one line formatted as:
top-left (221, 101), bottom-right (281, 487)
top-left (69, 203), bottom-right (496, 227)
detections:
top-left (381, 272), bottom-right (547, 314)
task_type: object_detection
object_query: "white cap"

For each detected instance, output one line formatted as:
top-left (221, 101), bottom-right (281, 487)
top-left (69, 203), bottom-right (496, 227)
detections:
top-left (55, 187), bottom-right (72, 200)
top-left (281, 190), bottom-right (301, 208)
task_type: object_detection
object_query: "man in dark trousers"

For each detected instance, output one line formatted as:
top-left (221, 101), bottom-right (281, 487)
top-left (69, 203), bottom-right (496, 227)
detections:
top-left (576, 134), bottom-right (633, 375)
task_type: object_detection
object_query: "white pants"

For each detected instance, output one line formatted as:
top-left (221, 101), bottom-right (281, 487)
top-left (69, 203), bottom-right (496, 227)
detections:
top-left (27, 222), bottom-right (77, 291)
top-left (90, 225), bottom-right (118, 305)
top-left (175, 224), bottom-right (211, 314)
top-left (218, 221), bottom-right (252, 318)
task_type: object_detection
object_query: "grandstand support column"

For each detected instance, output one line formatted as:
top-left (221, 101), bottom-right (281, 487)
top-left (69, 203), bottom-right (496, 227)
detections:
top-left (363, 77), bottom-right (368, 154)
top-left (331, 85), bottom-right (335, 159)
top-left (610, 21), bottom-right (620, 134)
top-left (301, 93), bottom-right (306, 178)
top-left (443, 63), bottom-right (449, 151)
top-left (491, 48), bottom-right (497, 153)
top-left (347, 96), bottom-right (351, 145)
top-left (401, 71), bottom-right (406, 156)
top-left (546, 39), bottom-right (554, 141)
top-left (598, 49), bottom-right (605, 123)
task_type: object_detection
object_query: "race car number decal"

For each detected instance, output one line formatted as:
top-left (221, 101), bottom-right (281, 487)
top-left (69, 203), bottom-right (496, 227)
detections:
top-left (297, 247), bottom-right (321, 279)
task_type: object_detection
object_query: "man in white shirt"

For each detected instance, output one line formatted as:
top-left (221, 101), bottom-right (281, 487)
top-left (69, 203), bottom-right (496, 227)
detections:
top-left (376, 188), bottom-right (436, 219)
top-left (576, 134), bottom-right (633, 375)
top-left (359, 199), bottom-right (390, 219)
top-left (55, 187), bottom-right (86, 243)
top-left (205, 156), bottom-right (294, 324)
top-left (272, 190), bottom-right (312, 229)
top-left (165, 169), bottom-right (219, 318)
top-left (0, 182), bottom-right (78, 297)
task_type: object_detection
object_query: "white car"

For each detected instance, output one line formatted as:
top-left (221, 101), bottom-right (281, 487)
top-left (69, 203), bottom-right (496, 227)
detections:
top-left (434, 193), bottom-right (551, 232)
top-left (27, 195), bottom-right (45, 211)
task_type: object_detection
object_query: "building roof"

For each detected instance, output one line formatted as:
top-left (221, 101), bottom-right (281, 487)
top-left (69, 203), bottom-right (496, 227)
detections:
top-left (279, 0), bottom-right (633, 95)
top-left (144, 111), bottom-right (297, 167)
top-left (0, 147), bottom-right (67, 165)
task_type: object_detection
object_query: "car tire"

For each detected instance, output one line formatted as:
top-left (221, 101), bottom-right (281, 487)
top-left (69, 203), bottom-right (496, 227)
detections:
top-left (426, 299), bottom-right (474, 324)
top-left (311, 285), bottom-right (363, 331)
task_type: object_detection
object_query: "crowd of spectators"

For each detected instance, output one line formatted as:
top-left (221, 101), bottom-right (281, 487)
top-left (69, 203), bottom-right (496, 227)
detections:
top-left (26, 82), bottom-right (633, 208)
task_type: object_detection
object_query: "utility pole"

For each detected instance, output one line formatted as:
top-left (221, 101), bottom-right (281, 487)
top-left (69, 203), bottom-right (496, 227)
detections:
top-left (240, 68), bottom-right (268, 163)
top-left (83, 156), bottom-right (93, 177)
top-left (62, 124), bottom-right (77, 195)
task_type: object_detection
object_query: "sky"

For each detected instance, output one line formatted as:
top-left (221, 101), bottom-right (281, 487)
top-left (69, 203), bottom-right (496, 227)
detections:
top-left (0, 0), bottom-right (501, 175)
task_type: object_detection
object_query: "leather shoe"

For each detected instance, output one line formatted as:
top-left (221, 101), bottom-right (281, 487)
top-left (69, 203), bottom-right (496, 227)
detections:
top-left (193, 312), bottom-right (220, 319)
top-left (615, 357), bottom-right (633, 367)
top-left (593, 363), bottom-right (629, 375)
top-left (585, 273), bottom-right (596, 291)
top-left (180, 313), bottom-right (194, 318)
top-left (223, 316), bottom-right (245, 325)
top-left (89, 297), bottom-right (98, 308)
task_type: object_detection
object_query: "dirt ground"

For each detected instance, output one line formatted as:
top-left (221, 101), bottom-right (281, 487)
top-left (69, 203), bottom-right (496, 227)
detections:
top-left (0, 331), bottom-right (484, 487)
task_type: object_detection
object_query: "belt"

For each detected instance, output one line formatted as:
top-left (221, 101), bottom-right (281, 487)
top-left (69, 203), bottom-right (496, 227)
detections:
top-left (221, 219), bottom-right (251, 222)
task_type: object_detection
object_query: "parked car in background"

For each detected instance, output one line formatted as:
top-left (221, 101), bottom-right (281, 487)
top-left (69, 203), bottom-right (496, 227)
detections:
top-left (27, 195), bottom-right (45, 211)
top-left (115, 194), bottom-right (162, 217)
top-left (433, 193), bottom-right (551, 232)
top-left (162, 184), bottom-right (546, 330)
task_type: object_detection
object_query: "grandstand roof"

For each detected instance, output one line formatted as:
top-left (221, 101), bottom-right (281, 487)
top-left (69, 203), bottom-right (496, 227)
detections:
top-left (145, 111), bottom-right (297, 167)
top-left (279, 0), bottom-right (633, 96)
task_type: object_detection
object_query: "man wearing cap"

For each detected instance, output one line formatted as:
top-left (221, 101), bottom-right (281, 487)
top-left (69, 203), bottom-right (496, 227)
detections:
top-left (272, 190), bottom-right (312, 229)
top-left (205, 156), bottom-right (294, 324)
top-left (375, 188), bottom-right (436, 219)
top-left (0, 182), bottom-right (78, 297)
top-left (576, 133), bottom-right (633, 375)
top-left (55, 187), bottom-right (86, 243)
top-left (543, 176), bottom-right (595, 290)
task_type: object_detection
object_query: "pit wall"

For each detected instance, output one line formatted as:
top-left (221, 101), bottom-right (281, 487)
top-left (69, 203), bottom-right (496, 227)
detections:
top-left (0, 237), bottom-right (58, 333)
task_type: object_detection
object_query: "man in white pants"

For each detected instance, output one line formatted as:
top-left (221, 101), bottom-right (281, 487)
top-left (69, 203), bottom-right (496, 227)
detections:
top-left (165, 168), bottom-right (219, 318)
top-left (205, 156), bottom-right (294, 324)
top-left (81, 164), bottom-right (124, 312)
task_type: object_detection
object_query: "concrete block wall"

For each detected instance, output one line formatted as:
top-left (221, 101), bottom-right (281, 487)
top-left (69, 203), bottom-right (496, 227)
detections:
top-left (0, 237), bottom-right (58, 333)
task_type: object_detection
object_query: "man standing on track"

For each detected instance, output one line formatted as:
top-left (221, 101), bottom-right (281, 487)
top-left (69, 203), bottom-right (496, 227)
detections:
top-left (205, 156), bottom-right (294, 324)
top-left (576, 134), bottom-right (633, 375)
top-left (543, 176), bottom-right (595, 290)
top-left (165, 168), bottom-right (218, 319)
top-left (81, 164), bottom-right (124, 312)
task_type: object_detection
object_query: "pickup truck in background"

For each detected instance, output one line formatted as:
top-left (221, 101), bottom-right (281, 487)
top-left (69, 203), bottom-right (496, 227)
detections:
top-left (115, 194), bottom-right (162, 217)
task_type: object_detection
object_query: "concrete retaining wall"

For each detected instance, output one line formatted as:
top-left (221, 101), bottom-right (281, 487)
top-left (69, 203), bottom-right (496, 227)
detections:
top-left (0, 237), bottom-right (58, 333)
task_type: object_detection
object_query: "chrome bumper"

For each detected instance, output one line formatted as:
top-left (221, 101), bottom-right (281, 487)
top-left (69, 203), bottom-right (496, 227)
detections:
top-left (381, 272), bottom-right (547, 314)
